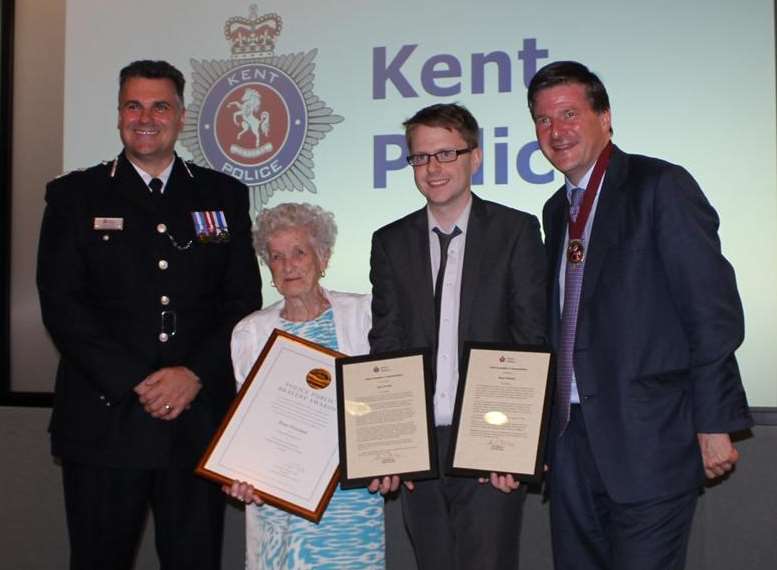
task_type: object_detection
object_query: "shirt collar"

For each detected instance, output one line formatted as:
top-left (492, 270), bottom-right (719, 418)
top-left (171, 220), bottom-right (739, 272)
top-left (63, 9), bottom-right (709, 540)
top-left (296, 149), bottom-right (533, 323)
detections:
top-left (427, 195), bottom-right (473, 235)
top-left (127, 155), bottom-right (176, 192)
top-left (565, 161), bottom-right (597, 199)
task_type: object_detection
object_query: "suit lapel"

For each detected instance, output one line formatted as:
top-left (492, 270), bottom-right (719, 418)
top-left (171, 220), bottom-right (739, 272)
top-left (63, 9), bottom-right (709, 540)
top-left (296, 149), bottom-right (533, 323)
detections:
top-left (407, 209), bottom-right (436, 346)
top-left (545, 189), bottom-right (567, 346)
top-left (110, 154), bottom-right (157, 215)
top-left (459, 194), bottom-right (486, 350)
top-left (160, 158), bottom-right (199, 242)
top-left (162, 157), bottom-right (192, 205)
top-left (580, 146), bottom-right (629, 306)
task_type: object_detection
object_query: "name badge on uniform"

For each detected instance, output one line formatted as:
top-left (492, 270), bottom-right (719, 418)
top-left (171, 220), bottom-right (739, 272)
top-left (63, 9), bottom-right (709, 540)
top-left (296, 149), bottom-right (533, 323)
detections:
top-left (191, 211), bottom-right (230, 243)
top-left (93, 217), bottom-right (124, 230)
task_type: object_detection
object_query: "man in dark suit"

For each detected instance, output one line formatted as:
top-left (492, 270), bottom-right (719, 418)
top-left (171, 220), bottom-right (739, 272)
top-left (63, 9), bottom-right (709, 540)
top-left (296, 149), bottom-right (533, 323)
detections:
top-left (37, 60), bottom-right (262, 570)
top-left (368, 103), bottom-right (546, 570)
top-left (529, 61), bottom-right (752, 570)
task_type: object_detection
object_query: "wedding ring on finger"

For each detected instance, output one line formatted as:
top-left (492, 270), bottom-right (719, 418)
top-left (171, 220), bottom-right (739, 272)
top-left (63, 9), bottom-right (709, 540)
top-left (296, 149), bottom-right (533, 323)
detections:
top-left (163, 403), bottom-right (174, 413)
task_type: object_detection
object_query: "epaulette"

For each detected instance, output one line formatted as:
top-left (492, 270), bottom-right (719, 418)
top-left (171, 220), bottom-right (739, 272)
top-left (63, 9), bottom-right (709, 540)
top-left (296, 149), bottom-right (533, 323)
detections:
top-left (54, 159), bottom-right (113, 180)
top-left (53, 167), bottom-right (88, 180)
top-left (183, 159), bottom-right (196, 178)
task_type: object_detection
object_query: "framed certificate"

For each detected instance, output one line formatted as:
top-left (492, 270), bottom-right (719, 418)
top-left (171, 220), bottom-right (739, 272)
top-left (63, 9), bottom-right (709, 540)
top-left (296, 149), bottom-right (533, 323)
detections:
top-left (196, 329), bottom-right (342, 523)
top-left (335, 349), bottom-right (437, 489)
top-left (447, 342), bottom-right (553, 482)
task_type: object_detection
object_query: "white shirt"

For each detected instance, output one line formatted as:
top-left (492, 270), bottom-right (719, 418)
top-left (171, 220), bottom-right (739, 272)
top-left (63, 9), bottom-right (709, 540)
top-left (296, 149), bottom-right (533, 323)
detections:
top-left (559, 164), bottom-right (606, 403)
top-left (128, 156), bottom-right (175, 193)
top-left (427, 198), bottom-right (472, 426)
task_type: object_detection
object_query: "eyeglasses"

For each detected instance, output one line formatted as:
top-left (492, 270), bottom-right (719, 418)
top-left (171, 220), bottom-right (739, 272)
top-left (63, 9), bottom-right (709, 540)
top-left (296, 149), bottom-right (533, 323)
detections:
top-left (406, 148), bottom-right (474, 167)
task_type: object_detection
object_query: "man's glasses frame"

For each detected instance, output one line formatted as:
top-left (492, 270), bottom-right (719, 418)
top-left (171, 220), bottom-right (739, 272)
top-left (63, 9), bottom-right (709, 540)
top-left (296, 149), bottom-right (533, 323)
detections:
top-left (406, 147), bottom-right (474, 167)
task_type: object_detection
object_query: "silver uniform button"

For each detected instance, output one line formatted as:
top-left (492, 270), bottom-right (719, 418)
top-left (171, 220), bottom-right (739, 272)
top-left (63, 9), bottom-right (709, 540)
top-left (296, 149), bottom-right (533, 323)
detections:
top-left (160, 295), bottom-right (170, 306)
top-left (102, 234), bottom-right (110, 241)
top-left (158, 259), bottom-right (168, 270)
top-left (159, 332), bottom-right (169, 342)
top-left (157, 223), bottom-right (167, 233)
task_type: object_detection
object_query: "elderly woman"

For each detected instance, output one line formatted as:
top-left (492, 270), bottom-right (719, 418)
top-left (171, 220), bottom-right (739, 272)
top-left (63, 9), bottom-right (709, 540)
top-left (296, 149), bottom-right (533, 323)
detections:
top-left (226, 202), bottom-right (384, 570)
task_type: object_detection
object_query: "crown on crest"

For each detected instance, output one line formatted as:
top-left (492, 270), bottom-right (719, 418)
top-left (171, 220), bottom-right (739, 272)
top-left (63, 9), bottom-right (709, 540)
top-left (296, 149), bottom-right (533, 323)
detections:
top-left (224, 4), bottom-right (283, 59)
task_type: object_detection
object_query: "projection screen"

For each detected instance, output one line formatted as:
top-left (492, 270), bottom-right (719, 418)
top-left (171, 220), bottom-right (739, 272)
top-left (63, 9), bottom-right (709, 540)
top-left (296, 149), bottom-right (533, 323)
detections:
top-left (8, 0), bottom-right (777, 408)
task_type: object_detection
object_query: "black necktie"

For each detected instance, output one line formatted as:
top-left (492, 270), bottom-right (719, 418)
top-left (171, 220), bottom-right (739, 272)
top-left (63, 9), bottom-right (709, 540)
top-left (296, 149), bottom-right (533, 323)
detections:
top-left (149, 177), bottom-right (163, 195)
top-left (433, 226), bottom-right (462, 344)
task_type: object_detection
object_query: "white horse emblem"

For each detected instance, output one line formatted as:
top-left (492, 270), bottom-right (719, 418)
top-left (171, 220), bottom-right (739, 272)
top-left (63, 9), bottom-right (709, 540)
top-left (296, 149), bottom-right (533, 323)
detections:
top-left (227, 88), bottom-right (273, 158)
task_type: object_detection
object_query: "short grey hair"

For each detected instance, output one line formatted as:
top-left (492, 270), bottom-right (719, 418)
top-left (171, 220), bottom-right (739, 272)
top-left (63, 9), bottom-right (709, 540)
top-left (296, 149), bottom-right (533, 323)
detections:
top-left (254, 202), bottom-right (338, 265)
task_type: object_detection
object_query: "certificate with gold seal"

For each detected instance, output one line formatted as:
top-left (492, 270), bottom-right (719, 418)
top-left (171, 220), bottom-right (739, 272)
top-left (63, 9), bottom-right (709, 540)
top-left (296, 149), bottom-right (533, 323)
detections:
top-left (335, 349), bottom-right (438, 488)
top-left (196, 329), bottom-right (342, 523)
top-left (448, 342), bottom-right (553, 482)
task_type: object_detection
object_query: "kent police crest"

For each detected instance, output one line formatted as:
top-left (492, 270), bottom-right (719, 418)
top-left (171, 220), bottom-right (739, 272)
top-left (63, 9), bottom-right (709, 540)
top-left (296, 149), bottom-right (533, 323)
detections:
top-left (181, 5), bottom-right (343, 211)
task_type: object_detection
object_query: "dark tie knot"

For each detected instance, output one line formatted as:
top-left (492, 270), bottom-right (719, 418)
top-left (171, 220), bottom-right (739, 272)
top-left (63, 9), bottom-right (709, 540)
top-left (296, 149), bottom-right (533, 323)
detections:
top-left (433, 226), bottom-right (462, 249)
top-left (149, 178), bottom-right (164, 194)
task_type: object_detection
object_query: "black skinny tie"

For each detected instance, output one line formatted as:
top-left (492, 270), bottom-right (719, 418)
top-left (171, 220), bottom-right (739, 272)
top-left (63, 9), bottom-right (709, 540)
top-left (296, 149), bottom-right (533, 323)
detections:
top-left (433, 226), bottom-right (462, 343)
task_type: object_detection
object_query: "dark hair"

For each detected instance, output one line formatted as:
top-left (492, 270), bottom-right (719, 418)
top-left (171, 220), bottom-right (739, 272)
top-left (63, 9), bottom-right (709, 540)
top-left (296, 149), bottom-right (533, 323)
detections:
top-left (119, 60), bottom-right (185, 105)
top-left (403, 103), bottom-right (480, 151)
top-left (527, 61), bottom-right (610, 117)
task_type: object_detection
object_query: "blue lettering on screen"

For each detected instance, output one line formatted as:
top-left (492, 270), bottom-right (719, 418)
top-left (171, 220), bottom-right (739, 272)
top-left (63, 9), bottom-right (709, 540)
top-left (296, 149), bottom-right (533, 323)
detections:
top-left (371, 38), bottom-right (553, 189)
top-left (373, 134), bottom-right (407, 188)
top-left (372, 38), bottom-right (549, 99)
top-left (422, 54), bottom-right (462, 97)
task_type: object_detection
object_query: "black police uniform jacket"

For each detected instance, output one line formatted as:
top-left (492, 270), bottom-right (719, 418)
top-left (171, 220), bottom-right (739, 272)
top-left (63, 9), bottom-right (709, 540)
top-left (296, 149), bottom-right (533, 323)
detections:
top-left (37, 153), bottom-right (262, 469)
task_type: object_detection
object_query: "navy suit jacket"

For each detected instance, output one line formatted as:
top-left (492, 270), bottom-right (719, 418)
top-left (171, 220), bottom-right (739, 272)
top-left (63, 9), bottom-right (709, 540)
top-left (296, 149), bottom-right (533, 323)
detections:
top-left (543, 145), bottom-right (752, 503)
top-left (369, 193), bottom-right (546, 387)
top-left (38, 153), bottom-right (262, 469)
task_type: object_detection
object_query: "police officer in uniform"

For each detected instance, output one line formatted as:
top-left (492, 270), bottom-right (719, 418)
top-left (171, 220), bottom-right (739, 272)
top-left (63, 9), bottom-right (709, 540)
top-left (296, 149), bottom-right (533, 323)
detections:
top-left (37, 60), bottom-right (262, 570)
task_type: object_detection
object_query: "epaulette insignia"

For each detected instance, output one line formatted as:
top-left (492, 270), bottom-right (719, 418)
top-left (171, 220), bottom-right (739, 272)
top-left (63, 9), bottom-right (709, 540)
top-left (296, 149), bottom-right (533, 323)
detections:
top-left (54, 167), bottom-right (87, 180)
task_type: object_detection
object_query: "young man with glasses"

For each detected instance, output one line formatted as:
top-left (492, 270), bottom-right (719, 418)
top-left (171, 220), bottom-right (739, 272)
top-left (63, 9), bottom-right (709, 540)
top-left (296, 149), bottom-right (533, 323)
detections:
top-left (368, 103), bottom-right (546, 569)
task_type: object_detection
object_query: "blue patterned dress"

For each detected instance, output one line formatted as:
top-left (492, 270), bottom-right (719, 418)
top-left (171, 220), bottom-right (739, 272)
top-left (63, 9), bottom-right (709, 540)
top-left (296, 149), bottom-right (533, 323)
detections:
top-left (245, 308), bottom-right (385, 570)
